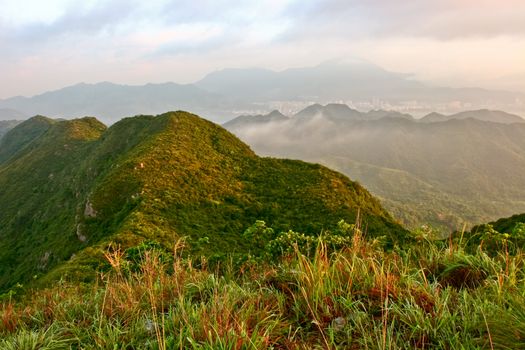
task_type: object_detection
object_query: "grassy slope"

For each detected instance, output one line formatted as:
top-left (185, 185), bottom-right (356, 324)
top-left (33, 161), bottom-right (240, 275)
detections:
top-left (489, 213), bottom-right (525, 233)
top-left (3, 222), bottom-right (525, 349)
top-left (0, 112), bottom-right (406, 292)
top-left (0, 120), bottom-right (22, 141)
top-left (467, 212), bottom-right (525, 240)
top-left (0, 116), bottom-right (55, 164)
top-left (0, 117), bottom-right (107, 289)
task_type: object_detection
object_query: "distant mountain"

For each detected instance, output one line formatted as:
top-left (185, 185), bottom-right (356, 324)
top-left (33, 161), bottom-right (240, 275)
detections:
top-left (292, 103), bottom-right (414, 122)
top-left (420, 112), bottom-right (448, 123)
top-left (0, 111), bottom-right (405, 292)
top-left (194, 61), bottom-right (418, 101)
top-left (223, 110), bottom-right (288, 129)
top-left (420, 109), bottom-right (524, 124)
top-left (0, 108), bottom-right (27, 120)
top-left (197, 61), bottom-right (430, 102)
top-left (224, 104), bottom-right (525, 232)
top-left (197, 61), bottom-right (525, 116)
top-left (1, 61), bottom-right (524, 124)
top-left (226, 104), bottom-right (413, 130)
top-left (0, 82), bottom-right (233, 124)
top-left (0, 120), bottom-right (22, 140)
top-left (365, 109), bottom-right (414, 120)
top-left (294, 103), bottom-right (363, 122)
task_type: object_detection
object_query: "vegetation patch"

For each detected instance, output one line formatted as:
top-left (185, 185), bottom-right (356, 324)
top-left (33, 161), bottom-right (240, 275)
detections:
top-left (2, 218), bottom-right (525, 349)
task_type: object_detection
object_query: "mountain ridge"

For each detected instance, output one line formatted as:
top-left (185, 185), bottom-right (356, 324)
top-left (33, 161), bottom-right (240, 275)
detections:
top-left (0, 111), bottom-right (406, 292)
top-left (226, 104), bottom-right (523, 128)
top-left (2, 61), bottom-right (524, 123)
top-left (0, 120), bottom-right (22, 141)
top-left (420, 109), bottom-right (524, 124)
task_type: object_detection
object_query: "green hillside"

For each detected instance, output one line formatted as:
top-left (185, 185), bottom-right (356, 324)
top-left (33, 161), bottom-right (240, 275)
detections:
top-left (0, 120), bottom-right (22, 143)
top-left (0, 116), bottom-right (56, 164)
top-left (315, 157), bottom-right (481, 233)
top-left (0, 117), bottom-right (107, 290)
top-left (0, 111), bottom-right (406, 292)
top-left (486, 213), bottom-right (525, 233)
top-left (455, 212), bottom-right (525, 252)
top-left (3, 213), bottom-right (525, 349)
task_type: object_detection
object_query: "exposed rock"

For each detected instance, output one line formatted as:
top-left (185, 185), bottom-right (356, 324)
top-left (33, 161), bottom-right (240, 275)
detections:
top-left (76, 224), bottom-right (87, 242)
top-left (84, 200), bottom-right (97, 218)
top-left (38, 251), bottom-right (52, 270)
top-left (144, 319), bottom-right (155, 333)
top-left (331, 317), bottom-right (347, 331)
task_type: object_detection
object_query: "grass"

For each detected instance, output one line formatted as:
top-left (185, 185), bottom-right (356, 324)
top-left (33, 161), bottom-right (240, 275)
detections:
top-left (2, 225), bottom-right (525, 349)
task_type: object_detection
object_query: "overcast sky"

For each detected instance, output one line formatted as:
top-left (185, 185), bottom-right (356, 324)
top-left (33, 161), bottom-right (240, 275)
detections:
top-left (1, 0), bottom-right (524, 99)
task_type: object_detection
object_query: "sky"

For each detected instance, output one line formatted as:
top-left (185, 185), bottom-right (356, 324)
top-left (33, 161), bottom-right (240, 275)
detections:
top-left (1, 0), bottom-right (524, 99)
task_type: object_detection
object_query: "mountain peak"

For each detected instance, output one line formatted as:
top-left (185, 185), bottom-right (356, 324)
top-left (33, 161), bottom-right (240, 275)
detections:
top-left (292, 103), bottom-right (362, 122)
top-left (0, 115), bottom-right (57, 163)
top-left (223, 109), bottom-right (288, 129)
top-left (293, 103), bottom-right (324, 118)
top-left (325, 103), bottom-right (355, 111)
top-left (267, 110), bottom-right (287, 118)
top-left (48, 117), bottom-right (107, 141)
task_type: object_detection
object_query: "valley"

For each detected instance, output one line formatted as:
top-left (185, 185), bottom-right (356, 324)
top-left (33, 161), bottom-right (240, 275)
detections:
top-left (225, 104), bottom-right (525, 233)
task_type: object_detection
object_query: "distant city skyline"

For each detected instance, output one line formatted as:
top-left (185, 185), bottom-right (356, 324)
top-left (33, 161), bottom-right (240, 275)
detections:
top-left (1, 0), bottom-right (524, 99)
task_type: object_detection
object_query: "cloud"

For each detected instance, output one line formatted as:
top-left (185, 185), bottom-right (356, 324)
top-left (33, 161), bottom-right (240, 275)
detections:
top-left (151, 29), bottom-right (237, 57)
top-left (158, 0), bottom-right (292, 25)
top-left (0, 0), bottom-right (524, 99)
top-left (282, 0), bottom-right (525, 41)
top-left (7, 0), bottom-right (139, 42)
top-left (0, 0), bottom-right (144, 64)
top-left (0, 0), bottom-right (295, 60)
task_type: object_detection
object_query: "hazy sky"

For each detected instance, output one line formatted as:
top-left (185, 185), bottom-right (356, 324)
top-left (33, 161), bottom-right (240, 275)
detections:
top-left (1, 0), bottom-right (524, 99)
